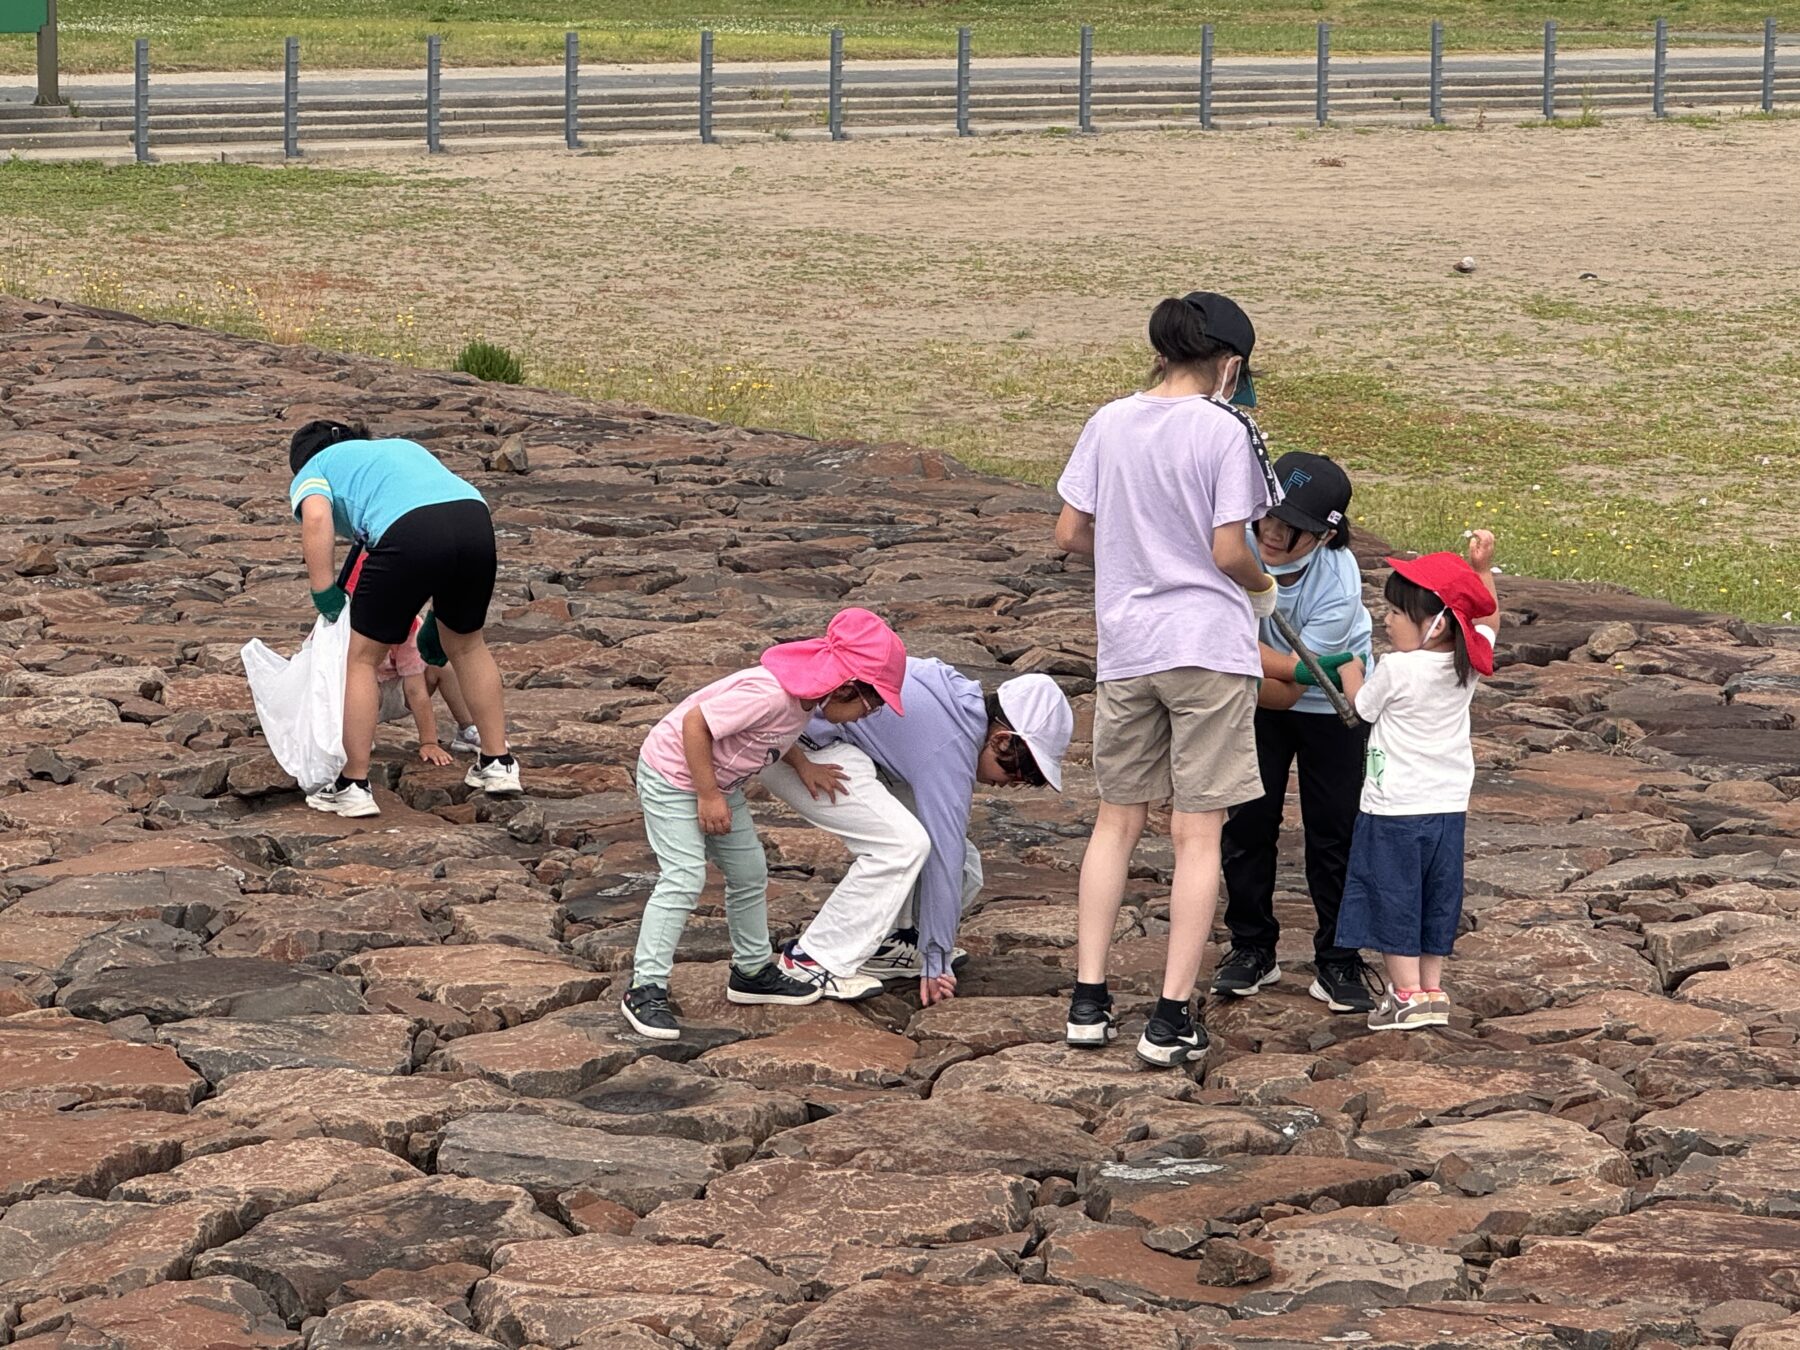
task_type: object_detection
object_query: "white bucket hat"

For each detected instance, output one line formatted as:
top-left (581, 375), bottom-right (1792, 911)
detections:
top-left (997, 674), bottom-right (1074, 792)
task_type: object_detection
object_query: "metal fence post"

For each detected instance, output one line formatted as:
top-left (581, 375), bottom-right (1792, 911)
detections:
top-left (565, 31), bottom-right (579, 148)
top-left (1316, 21), bottom-right (1329, 125)
top-left (1653, 18), bottom-right (1667, 117)
top-left (829, 27), bottom-right (845, 139)
top-left (1542, 20), bottom-right (1557, 120)
top-left (1200, 23), bottom-right (1214, 128)
top-left (133, 38), bottom-right (149, 162)
top-left (1429, 20), bottom-right (1444, 124)
top-left (1078, 24), bottom-right (1093, 133)
top-left (699, 29), bottom-right (714, 142)
top-left (1764, 17), bottom-right (1777, 113)
top-left (284, 36), bottom-right (300, 157)
top-left (426, 34), bottom-right (442, 152)
top-left (956, 27), bottom-right (971, 135)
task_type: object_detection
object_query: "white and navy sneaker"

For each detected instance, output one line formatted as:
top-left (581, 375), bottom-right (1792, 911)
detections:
top-left (1136, 1006), bottom-right (1209, 1068)
top-left (1210, 945), bottom-right (1280, 997)
top-left (621, 984), bottom-right (681, 1040)
top-left (726, 960), bottom-right (824, 1007)
top-left (451, 724), bottom-right (482, 755)
top-left (861, 927), bottom-right (968, 981)
top-left (778, 942), bottom-right (883, 1002)
top-left (1065, 988), bottom-right (1119, 1047)
top-left (465, 755), bottom-right (522, 795)
top-left (304, 780), bottom-right (380, 818)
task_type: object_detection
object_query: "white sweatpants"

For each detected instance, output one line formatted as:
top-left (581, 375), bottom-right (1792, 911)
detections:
top-left (761, 743), bottom-right (927, 975)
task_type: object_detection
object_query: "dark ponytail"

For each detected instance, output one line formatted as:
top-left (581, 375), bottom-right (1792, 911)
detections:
top-left (1384, 570), bottom-right (1473, 686)
top-left (1147, 297), bottom-right (1233, 381)
top-left (1326, 517), bottom-right (1354, 550)
top-left (289, 419), bottom-right (370, 474)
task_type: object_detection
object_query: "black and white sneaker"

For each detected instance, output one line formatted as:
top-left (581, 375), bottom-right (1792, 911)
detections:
top-left (1210, 945), bottom-right (1280, 997)
top-left (860, 927), bottom-right (968, 981)
top-left (620, 984), bottom-right (681, 1040)
top-left (726, 960), bottom-right (824, 1007)
top-left (1309, 956), bottom-right (1380, 1014)
top-left (777, 942), bottom-right (883, 1002)
top-left (1065, 989), bottom-right (1119, 1047)
top-left (1136, 1007), bottom-right (1209, 1068)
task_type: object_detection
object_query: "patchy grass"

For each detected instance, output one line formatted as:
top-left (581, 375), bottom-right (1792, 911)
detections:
top-left (2, 0), bottom-right (1796, 73)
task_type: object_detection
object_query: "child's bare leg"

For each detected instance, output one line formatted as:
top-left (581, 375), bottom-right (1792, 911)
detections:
top-left (1419, 955), bottom-right (1445, 990)
top-left (1165, 808), bottom-right (1226, 1001)
top-left (1076, 801), bottom-right (1148, 984)
top-left (430, 663), bottom-right (475, 728)
top-left (1383, 953), bottom-right (1422, 992)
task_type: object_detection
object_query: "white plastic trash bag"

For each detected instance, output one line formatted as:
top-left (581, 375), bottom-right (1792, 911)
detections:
top-left (241, 616), bottom-right (351, 792)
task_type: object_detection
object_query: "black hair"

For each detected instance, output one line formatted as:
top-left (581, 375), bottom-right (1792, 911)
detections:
top-left (983, 692), bottom-right (1048, 788)
top-left (289, 419), bottom-right (370, 474)
top-left (1146, 296), bottom-right (1241, 385)
top-left (1384, 570), bottom-right (1474, 686)
top-left (825, 679), bottom-right (885, 709)
top-left (1260, 514), bottom-right (1355, 553)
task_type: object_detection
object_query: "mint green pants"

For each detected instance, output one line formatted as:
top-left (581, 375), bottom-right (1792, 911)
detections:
top-left (630, 757), bottom-right (773, 989)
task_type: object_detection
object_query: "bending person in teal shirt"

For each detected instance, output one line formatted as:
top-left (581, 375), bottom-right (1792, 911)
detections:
top-left (287, 419), bottom-right (521, 817)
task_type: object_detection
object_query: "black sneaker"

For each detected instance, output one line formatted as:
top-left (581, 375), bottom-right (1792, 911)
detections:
top-left (1309, 955), bottom-right (1380, 1014)
top-left (1210, 945), bottom-right (1280, 997)
top-left (1065, 989), bottom-right (1119, 1047)
top-left (1136, 1006), bottom-right (1209, 1068)
top-left (620, 984), bottom-right (681, 1041)
top-left (726, 959), bottom-right (824, 1007)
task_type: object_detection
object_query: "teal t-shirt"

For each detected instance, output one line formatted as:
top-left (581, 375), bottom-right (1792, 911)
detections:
top-left (289, 438), bottom-right (484, 546)
top-left (1248, 530), bottom-right (1374, 717)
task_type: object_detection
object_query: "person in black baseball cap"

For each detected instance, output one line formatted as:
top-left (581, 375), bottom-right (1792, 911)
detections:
top-left (1180, 291), bottom-right (1258, 408)
top-left (1215, 450), bottom-right (1381, 1018)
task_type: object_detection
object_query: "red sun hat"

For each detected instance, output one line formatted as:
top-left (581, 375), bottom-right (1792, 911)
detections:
top-left (1386, 552), bottom-right (1498, 676)
top-left (760, 607), bottom-right (908, 713)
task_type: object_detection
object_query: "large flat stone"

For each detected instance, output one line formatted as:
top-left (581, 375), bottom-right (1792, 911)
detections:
top-left (0, 1018), bottom-right (204, 1111)
top-left (1084, 1154), bottom-right (1409, 1232)
top-left (112, 1137), bottom-right (422, 1219)
top-left (305, 1298), bottom-right (501, 1350)
top-left (1631, 1039), bottom-right (1800, 1107)
top-left (1648, 1138), bottom-right (1800, 1216)
top-left (436, 1112), bottom-right (720, 1215)
top-left (1285, 1052), bottom-right (1635, 1130)
top-left (10, 1274), bottom-right (298, 1349)
top-left (905, 995), bottom-right (1070, 1052)
top-left (781, 1279), bottom-right (1183, 1350)
top-left (9, 869), bottom-right (242, 932)
top-left (1353, 1110), bottom-right (1636, 1187)
top-left (1263, 1177), bottom-right (1631, 1255)
top-left (694, 1019), bottom-right (917, 1088)
top-left (1644, 912), bottom-right (1800, 986)
top-left (1445, 925), bottom-right (1663, 1019)
top-left (58, 957), bottom-right (364, 1023)
top-left (191, 1175), bottom-right (567, 1323)
top-left (1679, 957), bottom-right (1800, 1025)
top-left (934, 1042), bottom-right (1197, 1122)
top-left (1632, 1086), bottom-right (1800, 1166)
top-left (337, 944), bottom-right (603, 1034)
top-left (156, 1013), bottom-right (416, 1082)
top-left (0, 1106), bottom-right (243, 1205)
top-left (0, 1194), bottom-right (242, 1309)
top-left (1192, 1300), bottom-right (1694, 1349)
top-left (55, 918), bottom-right (208, 987)
top-left (1092, 1099), bottom-right (1347, 1162)
top-left (762, 1091), bottom-right (1107, 1178)
top-left (569, 1057), bottom-right (806, 1146)
top-left (207, 887), bottom-right (439, 968)
top-left (1481, 987), bottom-right (1749, 1045)
top-left (471, 1233), bottom-right (803, 1349)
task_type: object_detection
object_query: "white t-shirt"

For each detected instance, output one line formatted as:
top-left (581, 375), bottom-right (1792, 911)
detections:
top-left (1354, 625), bottom-right (1495, 816)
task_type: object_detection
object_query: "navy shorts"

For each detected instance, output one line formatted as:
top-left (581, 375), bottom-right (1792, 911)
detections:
top-left (1335, 811), bottom-right (1465, 957)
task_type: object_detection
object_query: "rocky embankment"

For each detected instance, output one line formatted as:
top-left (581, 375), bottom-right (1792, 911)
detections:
top-left (2, 295), bottom-right (1799, 1349)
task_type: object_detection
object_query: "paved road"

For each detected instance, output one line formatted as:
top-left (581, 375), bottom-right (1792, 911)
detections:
top-left (2, 46), bottom-right (1788, 106)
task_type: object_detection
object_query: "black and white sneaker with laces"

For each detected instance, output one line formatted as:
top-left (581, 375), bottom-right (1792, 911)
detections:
top-left (1065, 989), bottom-right (1119, 1047)
top-left (1136, 1008), bottom-right (1209, 1068)
top-left (1309, 955), bottom-right (1380, 1014)
top-left (726, 960), bottom-right (824, 1007)
top-left (620, 984), bottom-right (681, 1040)
top-left (860, 927), bottom-right (968, 981)
top-left (1210, 945), bottom-right (1280, 997)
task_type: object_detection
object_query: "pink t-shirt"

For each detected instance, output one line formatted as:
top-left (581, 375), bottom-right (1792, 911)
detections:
top-left (639, 667), bottom-right (809, 793)
top-left (1058, 392), bottom-right (1276, 682)
top-left (376, 619), bottom-right (427, 683)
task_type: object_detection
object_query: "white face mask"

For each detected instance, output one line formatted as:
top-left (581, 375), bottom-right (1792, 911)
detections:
top-left (1212, 356), bottom-right (1241, 403)
top-left (1264, 556), bottom-right (1313, 577)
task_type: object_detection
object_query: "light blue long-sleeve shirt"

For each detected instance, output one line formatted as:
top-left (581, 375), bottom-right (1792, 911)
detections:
top-left (804, 658), bottom-right (989, 979)
top-left (1248, 531), bottom-right (1373, 715)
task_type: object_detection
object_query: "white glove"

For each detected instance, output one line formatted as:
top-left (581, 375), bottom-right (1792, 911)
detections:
top-left (1247, 576), bottom-right (1279, 620)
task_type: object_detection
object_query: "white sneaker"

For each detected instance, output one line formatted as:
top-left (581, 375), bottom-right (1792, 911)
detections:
top-left (860, 929), bottom-right (968, 981)
top-left (464, 757), bottom-right (522, 795)
top-left (778, 943), bottom-right (883, 1002)
top-left (304, 781), bottom-right (380, 818)
top-left (451, 725), bottom-right (482, 755)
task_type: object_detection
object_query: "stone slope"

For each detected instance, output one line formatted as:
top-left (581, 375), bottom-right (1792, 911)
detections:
top-left (2, 294), bottom-right (1799, 1348)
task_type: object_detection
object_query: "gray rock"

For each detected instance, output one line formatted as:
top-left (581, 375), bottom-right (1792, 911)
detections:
top-left (436, 1112), bottom-right (720, 1215)
top-left (156, 1013), bottom-right (416, 1082)
top-left (60, 957), bottom-right (365, 1023)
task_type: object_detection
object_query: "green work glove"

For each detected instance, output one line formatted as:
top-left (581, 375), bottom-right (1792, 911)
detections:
top-left (416, 610), bottom-right (449, 668)
top-left (1294, 651), bottom-right (1355, 690)
top-left (311, 585), bottom-right (347, 623)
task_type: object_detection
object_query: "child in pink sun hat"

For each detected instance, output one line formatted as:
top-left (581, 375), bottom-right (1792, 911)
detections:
top-left (623, 608), bottom-right (907, 1041)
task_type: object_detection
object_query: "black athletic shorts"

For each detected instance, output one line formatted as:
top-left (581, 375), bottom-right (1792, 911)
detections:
top-left (349, 499), bottom-right (496, 645)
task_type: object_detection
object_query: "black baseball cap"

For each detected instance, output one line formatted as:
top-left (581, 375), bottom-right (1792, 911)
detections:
top-left (1268, 451), bottom-right (1351, 535)
top-left (1183, 290), bottom-right (1257, 407)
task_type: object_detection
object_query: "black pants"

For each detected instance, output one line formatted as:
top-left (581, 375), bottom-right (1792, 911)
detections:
top-left (350, 500), bottom-right (496, 645)
top-left (1221, 707), bottom-right (1368, 963)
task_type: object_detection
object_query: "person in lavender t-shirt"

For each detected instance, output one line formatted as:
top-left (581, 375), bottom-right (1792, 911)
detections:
top-left (1053, 291), bottom-right (1282, 1069)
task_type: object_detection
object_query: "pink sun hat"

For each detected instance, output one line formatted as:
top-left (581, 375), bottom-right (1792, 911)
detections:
top-left (760, 608), bottom-right (908, 714)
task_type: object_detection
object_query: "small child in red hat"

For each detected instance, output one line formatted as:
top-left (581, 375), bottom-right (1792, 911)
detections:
top-left (1336, 529), bottom-right (1498, 1031)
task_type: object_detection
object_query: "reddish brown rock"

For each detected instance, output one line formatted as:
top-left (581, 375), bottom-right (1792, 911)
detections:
top-left (0, 786), bottom-right (133, 832)
top-left (1632, 1086), bottom-right (1800, 1166)
top-left (1196, 1300), bottom-right (1693, 1349)
top-left (337, 944), bottom-right (603, 1033)
top-left (1644, 912), bottom-right (1800, 986)
top-left (58, 957), bottom-right (364, 1023)
top-left (325, 1260), bottom-right (486, 1318)
top-left (0, 1107), bottom-right (242, 1205)
top-left (0, 1194), bottom-right (242, 1309)
top-left (1264, 1177), bottom-right (1630, 1255)
top-left (472, 1233), bottom-right (803, 1348)
top-left (305, 1298), bottom-right (499, 1350)
top-left (904, 995), bottom-right (1070, 1052)
top-left (1738, 1313), bottom-right (1800, 1349)
top-left (664, 959), bottom-right (885, 1036)
top-left (934, 1042), bottom-right (1196, 1121)
top-left (695, 1019), bottom-right (917, 1088)
top-left (1444, 925), bottom-right (1662, 1018)
top-left (436, 1112), bottom-right (720, 1214)
top-left (1091, 1099), bottom-right (1349, 1161)
top-left (12, 1274), bottom-right (297, 1349)
top-left (112, 1137), bottom-right (422, 1218)
top-left (0, 1018), bottom-right (204, 1111)
top-left (1630, 1039), bottom-right (1800, 1107)
top-left (1085, 1154), bottom-right (1409, 1232)
top-left (570, 1056), bottom-right (806, 1146)
top-left (1353, 1110), bottom-right (1636, 1187)
top-left (1648, 1138), bottom-right (1800, 1215)
top-left (1286, 1052), bottom-right (1635, 1130)
top-left (207, 888), bottom-right (438, 967)
top-left (1680, 957), bottom-right (1800, 1026)
top-left (1483, 988), bottom-right (1748, 1045)
top-left (781, 1278), bottom-right (1183, 1350)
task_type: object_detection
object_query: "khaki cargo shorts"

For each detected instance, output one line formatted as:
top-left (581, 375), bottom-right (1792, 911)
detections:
top-left (1092, 666), bottom-right (1261, 814)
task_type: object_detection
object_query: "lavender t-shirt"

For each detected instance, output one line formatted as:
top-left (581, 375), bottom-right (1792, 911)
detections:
top-left (1058, 393), bottom-right (1276, 682)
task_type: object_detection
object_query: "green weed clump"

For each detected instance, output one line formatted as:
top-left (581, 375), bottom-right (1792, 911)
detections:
top-left (454, 339), bottom-right (524, 384)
